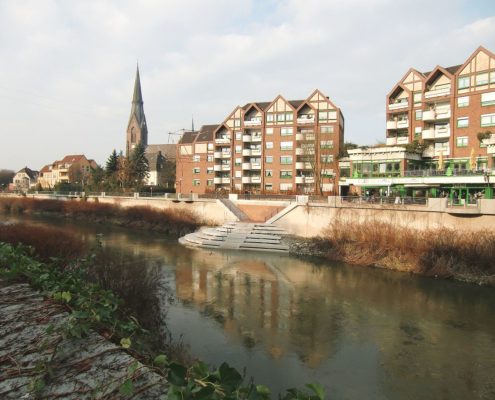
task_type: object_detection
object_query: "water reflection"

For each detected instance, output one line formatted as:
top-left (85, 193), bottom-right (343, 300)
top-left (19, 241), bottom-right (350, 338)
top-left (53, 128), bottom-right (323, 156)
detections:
top-left (9, 216), bottom-right (495, 399)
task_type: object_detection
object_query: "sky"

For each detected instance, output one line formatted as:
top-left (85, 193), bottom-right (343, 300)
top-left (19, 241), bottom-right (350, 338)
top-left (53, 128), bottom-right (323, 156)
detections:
top-left (0, 0), bottom-right (494, 171)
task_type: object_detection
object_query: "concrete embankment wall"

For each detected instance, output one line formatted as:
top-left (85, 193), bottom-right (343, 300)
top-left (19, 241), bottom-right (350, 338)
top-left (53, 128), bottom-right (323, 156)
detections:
top-left (271, 201), bottom-right (495, 237)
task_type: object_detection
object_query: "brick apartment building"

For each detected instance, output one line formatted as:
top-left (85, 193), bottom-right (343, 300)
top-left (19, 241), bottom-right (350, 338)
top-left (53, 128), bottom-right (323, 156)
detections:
top-left (176, 90), bottom-right (344, 194)
top-left (340, 46), bottom-right (495, 200)
top-left (386, 45), bottom-right (495, 166)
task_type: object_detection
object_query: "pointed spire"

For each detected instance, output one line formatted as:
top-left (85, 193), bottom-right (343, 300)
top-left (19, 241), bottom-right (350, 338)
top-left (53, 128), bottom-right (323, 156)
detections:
top-left (132, 64), bottom-right (143, 104)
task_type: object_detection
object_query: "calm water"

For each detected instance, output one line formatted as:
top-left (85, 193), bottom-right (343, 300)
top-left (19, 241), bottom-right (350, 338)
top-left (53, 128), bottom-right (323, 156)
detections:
top-left (7, 217), bottom-right (495, 399)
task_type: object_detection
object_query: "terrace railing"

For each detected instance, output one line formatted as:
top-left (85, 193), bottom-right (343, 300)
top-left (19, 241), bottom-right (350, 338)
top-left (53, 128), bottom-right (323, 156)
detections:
top-left (340, 196), bottom-right (428, 206)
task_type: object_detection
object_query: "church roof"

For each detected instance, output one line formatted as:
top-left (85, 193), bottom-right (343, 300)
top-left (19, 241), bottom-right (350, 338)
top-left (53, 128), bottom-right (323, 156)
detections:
top-left (16, 167), bottom-right (38, 180)
top-left (128, 66), bottom-right (148, 133)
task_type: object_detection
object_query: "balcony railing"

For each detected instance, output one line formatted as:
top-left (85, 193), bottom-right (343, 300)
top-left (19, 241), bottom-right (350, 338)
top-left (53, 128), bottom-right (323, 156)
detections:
top-left (434, 127), bottom-right (450, 139)
top-left (242, 135), bottom-right (252, 142)
top-left (403, 169), bottom-right (486, 178)
top-left (295, 162), bottom-right (312, 169)
top-left (215, 137), bottom-right (230, 144)
top-left (386, 121), bottom-right (397, 129)
top-left (297, 115), bottom-right (315, 124)
top-left (422, 129), bottom-right (435, 140)
top-left (244, 119), bottom-right (261, 126)
top-left (397, 120), bottom-right (409, 129)
top-left (424, 87), bottom-right (451, 99)
top-left (386, 137), bottom-right (397, 145)
top-left (422, 110), bottom-right (436, 121)
top-left (396, 136), bottom-right (409, 144)
top-left (388, 101), bottom-right (409, 110)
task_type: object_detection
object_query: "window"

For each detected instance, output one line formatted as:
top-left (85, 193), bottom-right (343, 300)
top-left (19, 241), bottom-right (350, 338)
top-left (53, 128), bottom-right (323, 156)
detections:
top-left (286, 112), bottom-right (293, 121)
top-left (266, 127), bottom-right (273, 135)
top-left (266, 114), bottom-right (274, 122)
top-left (280, 156), bottom-right (293, 164)
top-left (280, 183), bottom-right (293, 191)
top-left (415, 110), bottom-right (422, 120)
top-left (457, 96), bottom-right (469, 107)
top-left (320, 126), bottom-right (334, 134)
top-left (413, 92), bottom-right (422, 104)
top-left (207, 167), bottom-right (213, 174)
top-left (414, 127), bottom-right (422, 137)
top-left (193, 155), bottom-right (200, 162)
top-left (234, 119), bottom-right (241, 127)
top-left (318, 110), bottom-right (337, 121)
top-left (265, 184), bottom-right (273, 191)
top-left (235, 170), bottom-right (241, 178)
top-left (476, 73), bottom-right (489, 86)
top-left (481, 92), bottom-right (495, 106)
top-left (277, 113), bottom-right (285, 122)
top-left (235, 132), bottom-right (242, 140)
top-left (235, 145), bottom-right (242, 154)
top-left (321, 154), bottom-right (334, 163)
top-left (192, 179), bottom-right (200, 186)
top-left (207, 179), bottom-right (213, 186)
top-left (193, 167), bottom-right (200, 174)
top-left (458, 76), bottom-right (470, 89)
top-left (235, 158), bottom-right (241, 166)
top-left (481, 113), bottom-right (495, 127)
top-left (280, 170), bottom-right (292, 179)
top-left (320, 140), bottom-right (334, 149)
top-left (280, 141), bottom-right (293, 150)
top-left (207, 155), bottom-right (213, 162)
top-left (457, 117), bottom-right (469, 128)
top-left (265, 170), bottom-right (273, 177)
top-left (207, 143), bottom-right (214, 151)
top-left (281, 127), bottom-right (293, 136)
top-left (265, 156), bottom-right (273, 163)
top-left (321, 169), bottom-right (334, 177)
top-left (456, 136), bottom-right (468, 147)
top-left (265, 142), bottom-right (273, 149)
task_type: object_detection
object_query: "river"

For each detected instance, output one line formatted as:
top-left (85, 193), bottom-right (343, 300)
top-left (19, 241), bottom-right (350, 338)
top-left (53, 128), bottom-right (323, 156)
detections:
top-left (6, 216), bottom-right (495, 399)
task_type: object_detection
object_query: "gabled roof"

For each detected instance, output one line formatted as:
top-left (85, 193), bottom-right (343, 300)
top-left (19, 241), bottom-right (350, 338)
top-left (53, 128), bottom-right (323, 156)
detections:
top-left (16, 167), bottom-right (38, 180)
top-left (178, 131), bottom-right (198, 145)
top-left (265, 94), bottom-right (297, 112)
top-left (40, 164), bottom-right (51, 173)
top-left (242, 102), bottom-right (271, 111)
top-left (456, 45), bottom-right (495, 76)
top-left (60, 154), bottom-right (86, 164)
top-left (146, 144), bottom-right (177, 160)
top-left (296, 100), bottom-right (316, 112)
top-left (196, 125), bottom-right (217, 142)
top-left (387, 83), bottom-right (409, 99)
top-left (424, 65), bottom-right (456, 85)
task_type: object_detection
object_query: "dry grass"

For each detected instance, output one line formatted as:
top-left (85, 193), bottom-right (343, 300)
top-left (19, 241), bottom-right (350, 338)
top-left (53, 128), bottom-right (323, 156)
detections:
top-left (0, 197), bottom-right (202, 236)
top-left (0, 224), bottom-right (87, 263)
top-left (321, 218), bottom-right (495, 283)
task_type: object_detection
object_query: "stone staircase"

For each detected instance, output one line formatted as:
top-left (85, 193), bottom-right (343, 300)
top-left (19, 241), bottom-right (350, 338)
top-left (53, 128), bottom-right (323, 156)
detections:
top-left (179, 222), bottom-right (289, 253)
top-left (218, 198), bottom-right (251, 221)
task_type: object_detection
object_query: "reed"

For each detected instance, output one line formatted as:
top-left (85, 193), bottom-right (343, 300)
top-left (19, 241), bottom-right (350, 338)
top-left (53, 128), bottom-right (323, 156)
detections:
top-left (321, 218), bottom-right (495, 283)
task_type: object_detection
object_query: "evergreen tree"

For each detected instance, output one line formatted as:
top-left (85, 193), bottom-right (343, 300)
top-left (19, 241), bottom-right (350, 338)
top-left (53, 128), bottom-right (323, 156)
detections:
top-left (117, 155), bottom-right (132, 189)
top-left (129, 143), bottom-right (149, 188)
top-left (105, 149), bottom-right (119, 176)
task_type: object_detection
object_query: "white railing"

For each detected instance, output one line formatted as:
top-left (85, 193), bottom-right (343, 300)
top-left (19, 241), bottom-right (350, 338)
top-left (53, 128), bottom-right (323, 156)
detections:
top-left (214, 165), bottom-right (222, 171)
top-left (434, 147), bottom-right (450, 156)
top-left (397, 136), bottom-right (409, 144)
top-left (221, 178), bottom-right (231, 184)
top-left (386, 137), bottom-right (397, 145)
top-left (242, 135), bottom-right (252, 142)
top-left (251, 149), bottom-right (262, 156)
top-left (221, 165), bottom-right (231, 171)
top-left (388, 101), bottom-right (409, 110)
top-left (251, 135), bottom-right (262, 142)
top-left (386, 121), bottom-right (397, 129)
top-left (422, 129), bottom-right (435, 140)
top-left (297, 116), bottom-right (315, 124)
top-left (244, 119), bottom-right (261, 126)
top-left (251, 176), bottom-right (261, 183)
top-left (242, 149), bottom-right (251, 156)
top-left (425, 87), bottom-right (451, 99)
top-left (215, 137), bottom-right (230, 144)
top-left (242, 163), bottom-right (251, 170)
top-left (251, 163), bottom-right (261, 170)
top-left (435, 110), bottom-right (451, 120)
top-left (295, 162), bottom-right (312, 169)
top-left (422, 110), bottom-right (436, 121)
top-left (295, 148), bottom-right (304, 155)
top-left (397, 120), bottom-right (409, 129)
top-left (214, 151), bottom-right (222, 158)
top-left (435, 128), bottom-right (450, 139)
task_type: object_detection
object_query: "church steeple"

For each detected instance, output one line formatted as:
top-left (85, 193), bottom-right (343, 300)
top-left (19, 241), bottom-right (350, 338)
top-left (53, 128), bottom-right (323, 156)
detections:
top-left (126, 64), bottom-right (148, 156)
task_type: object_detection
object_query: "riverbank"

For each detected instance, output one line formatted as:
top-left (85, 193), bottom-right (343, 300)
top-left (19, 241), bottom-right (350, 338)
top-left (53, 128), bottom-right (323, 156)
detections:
top-left (0, 197), bottom-right (202, 237)
top-left (286, 218), bottom-right (495, 286)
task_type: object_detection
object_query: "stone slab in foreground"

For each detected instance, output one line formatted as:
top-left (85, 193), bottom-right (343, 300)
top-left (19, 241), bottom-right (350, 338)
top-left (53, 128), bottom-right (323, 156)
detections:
top-left (0, 282), bottom-right (168, 399)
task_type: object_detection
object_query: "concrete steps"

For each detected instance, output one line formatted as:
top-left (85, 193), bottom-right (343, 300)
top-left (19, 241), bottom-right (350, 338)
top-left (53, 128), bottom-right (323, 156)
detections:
top-left (179, 222), bottom-right (289, 253)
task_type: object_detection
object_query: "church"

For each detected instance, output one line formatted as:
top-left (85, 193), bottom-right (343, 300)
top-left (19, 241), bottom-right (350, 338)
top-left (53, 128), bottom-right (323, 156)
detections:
top-left (126, 66), bottom-right (176, 187)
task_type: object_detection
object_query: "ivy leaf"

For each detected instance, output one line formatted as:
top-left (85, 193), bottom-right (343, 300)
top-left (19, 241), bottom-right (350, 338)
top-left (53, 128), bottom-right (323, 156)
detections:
top-left (306, 383), bottom-right (325, 400)
top-left (119, 379), bottom-right (134, 396)
top-left (120, 337), bottom-right (132, 349)
top-left (167, 362), bottom-right (187, 386)
top-left (153, 354), bottom-right (168, 368)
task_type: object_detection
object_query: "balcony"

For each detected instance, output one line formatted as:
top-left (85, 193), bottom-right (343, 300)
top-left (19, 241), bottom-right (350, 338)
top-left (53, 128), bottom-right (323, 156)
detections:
top-left (214, 165), bottom-right (222, 171)
top-left (386, 137), bottom-right (397, 145)
top-left (295, 176), bottom-right (304, 184)
top-left (295, 148), bottom-right (305, 155)
top-left (214, 151), bottom-right (222, 158)
top-left (396, 136), bottom-right (409, 145)
top-left (422, 129), bottom-right (435, 140)
top-left (251, 176), bottom-right (261, 183)
top-left (386, 120), bottom-right (397, 129)
top-left (397, 120), bottom-right (409, 129)
top-left (215, 137), bottom-right (230, 145)
top-left (251, 163), bottom-right (261, 170)
top-left (435, 110), bottom-right (451, 120)
top-left (251, 135), bottom-right (262, 142)
top-left (242, 177), bottom-right (251, 184)
top-left (434, 147), bottom-right (450, 156)
top-left (242, 135), bottom-right (252, 142)
top-left (434, 127), bottom-right (450, 139)
top-left (251, 149), bottom-right (262, 156)
top-left (424, 86), bottom-right (451, 99)
top-left (213, 177), bottom-right (222, 184)
top-left (221, 164), bottom-right (231, 171)
top-left (388, 101), bottom-right (408, 110)
top-left (296, 133), bottom-right (304, 141)
top-left (297, 115), bottom-right (315, 124)
top-left (222, 178), bottom-right (231, 184)
top-left (422, 110), bottom-right (436, 121)
top-left (244, 119), bottom-right (261, 126)
top-left (295, 162), bottom-right (312, 169)
top-left (487, 145), bottom-right (495, 155)
top-left (221, 152), bottom-right (231, 159)
top-left (242, 163), bottom-right (251, 170)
